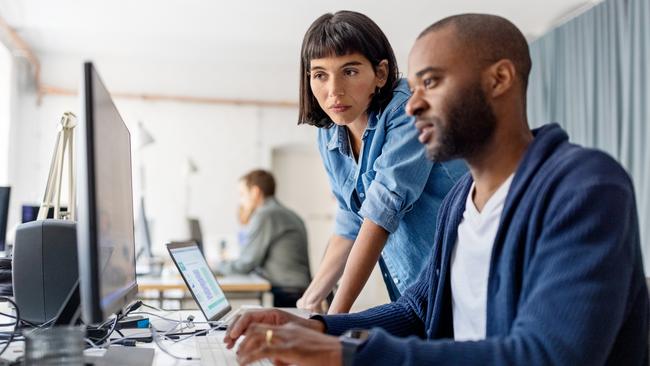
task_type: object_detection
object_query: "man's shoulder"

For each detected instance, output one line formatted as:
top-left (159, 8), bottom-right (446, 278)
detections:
top-left (544, 143), bottom-right (632, 192)
top-left (255, 200), bottom-right (303, 223)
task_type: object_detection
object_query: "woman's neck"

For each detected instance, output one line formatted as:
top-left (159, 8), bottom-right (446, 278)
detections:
top-left (345, 114), bottom-right (368, 160)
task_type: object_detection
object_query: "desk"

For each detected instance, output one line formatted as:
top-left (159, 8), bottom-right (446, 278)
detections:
top-left (137, 274), bottom-right (272, 307)
top-left (0, 305), bottom-right (309, 365)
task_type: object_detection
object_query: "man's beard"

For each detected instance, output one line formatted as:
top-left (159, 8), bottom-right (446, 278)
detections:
top-left (424, 81), bottom-right (497, 162)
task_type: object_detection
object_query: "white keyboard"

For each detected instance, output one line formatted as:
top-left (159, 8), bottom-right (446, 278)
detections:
top-left (195, 335), bottom-right (272, 366)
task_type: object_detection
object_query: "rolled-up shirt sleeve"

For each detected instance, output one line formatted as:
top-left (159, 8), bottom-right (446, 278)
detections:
top-left (359, 102), bottom-right (434, 233)
top-left (334, 206), bottom-right (363, 241)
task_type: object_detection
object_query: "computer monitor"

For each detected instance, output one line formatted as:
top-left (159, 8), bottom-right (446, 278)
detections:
top-left (0, 187), bottom-right (9, 251)
top-left (76, 62), bottom-right (138, 325)
top-left (21, 204), bottom-right (68, 223)
top-left (187, 217), bottom-right (204, 253)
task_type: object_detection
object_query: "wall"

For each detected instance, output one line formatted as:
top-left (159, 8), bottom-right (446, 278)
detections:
top-left (8, 88), bottom-right (313, 257)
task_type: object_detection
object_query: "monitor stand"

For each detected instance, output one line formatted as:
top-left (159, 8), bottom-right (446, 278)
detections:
top-left (53, 281), bottom-right (154, 366)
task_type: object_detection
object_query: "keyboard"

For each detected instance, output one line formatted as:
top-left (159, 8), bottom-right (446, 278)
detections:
top-left (195, 334), bottom-right (272, 366)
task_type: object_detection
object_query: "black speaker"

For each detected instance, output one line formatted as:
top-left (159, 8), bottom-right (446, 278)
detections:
top-left (12, 220), bottom-right (78, 324)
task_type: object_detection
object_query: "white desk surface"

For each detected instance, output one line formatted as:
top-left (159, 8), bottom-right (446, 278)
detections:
top-left (0, 303), bottom-right (309, 365)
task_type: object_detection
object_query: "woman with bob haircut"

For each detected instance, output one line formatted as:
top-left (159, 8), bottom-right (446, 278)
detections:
top-left (296, 10), bottom-right (466, 313)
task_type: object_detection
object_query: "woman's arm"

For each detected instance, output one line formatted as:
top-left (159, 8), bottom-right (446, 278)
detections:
top-left (297, 234), bottom-right (354, 312)
top-left (328, 218), bottom-right (388, 314)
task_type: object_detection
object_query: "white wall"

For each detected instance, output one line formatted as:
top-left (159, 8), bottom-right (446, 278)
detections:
top-left (8, 92), bottom-right (314, 253)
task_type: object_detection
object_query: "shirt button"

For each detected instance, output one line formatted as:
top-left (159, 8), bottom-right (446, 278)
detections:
top-left (393, 278), bottom-right (400, 284)
top-left (359, 192), bottom-right (365, 198)
top-left (435, 268), bottom-right (440, 277)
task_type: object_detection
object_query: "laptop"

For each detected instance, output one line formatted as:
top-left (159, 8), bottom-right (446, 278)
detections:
top-left (167, 241), bottom-right (271, 366)
top-left (166, 241), bottom-right (231, 323)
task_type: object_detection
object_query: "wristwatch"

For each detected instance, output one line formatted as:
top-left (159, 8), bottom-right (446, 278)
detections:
top-left (339, 328), bottom-right (371, 366)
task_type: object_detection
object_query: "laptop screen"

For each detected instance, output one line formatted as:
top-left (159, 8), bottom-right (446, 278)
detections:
top-left (168, 244), bottom-right (229, 320)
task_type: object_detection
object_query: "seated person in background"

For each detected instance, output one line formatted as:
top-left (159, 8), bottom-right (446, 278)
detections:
top-left (215, 169), bottom-right (312, 307)
top-left (237, 197), bottom-right (253, 249)
top-left (222, 14), bottom-right (649, 366)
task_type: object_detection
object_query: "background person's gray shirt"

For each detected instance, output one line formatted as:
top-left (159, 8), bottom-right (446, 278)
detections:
top-left (216, 197), bottom-right (311, 288)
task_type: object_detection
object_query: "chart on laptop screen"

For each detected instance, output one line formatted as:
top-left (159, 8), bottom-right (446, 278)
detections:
top-left (169, 246), bottom-right (228, 318)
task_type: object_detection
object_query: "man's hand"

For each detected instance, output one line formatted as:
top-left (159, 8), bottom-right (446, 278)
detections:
top-left (238, 204), bottom-right (255, 225)
top-left (223, 309), bottom-right (325, 349)
top-left (237, 322), bottom-right (341, 366)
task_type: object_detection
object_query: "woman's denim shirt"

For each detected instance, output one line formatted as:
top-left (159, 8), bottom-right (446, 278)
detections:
top-left (317, 79), bottom-right (467, 295)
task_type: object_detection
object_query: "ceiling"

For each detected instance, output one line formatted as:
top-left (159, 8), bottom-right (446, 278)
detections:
top-left (0, 0), bottom-right (601, 102)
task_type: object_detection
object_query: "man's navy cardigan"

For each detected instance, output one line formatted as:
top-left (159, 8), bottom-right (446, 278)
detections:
top-left (321, 124), bottom-right (649, 365)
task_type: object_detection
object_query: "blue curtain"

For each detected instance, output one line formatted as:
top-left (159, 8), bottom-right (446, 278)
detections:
top-left (527, 0), bottom-right (650, 270)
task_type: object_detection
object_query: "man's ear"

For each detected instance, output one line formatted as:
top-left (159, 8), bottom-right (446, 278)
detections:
top-left (375, 59), bottom-right (389, 88)
top-left (485, 59), bottom-right (516, 98)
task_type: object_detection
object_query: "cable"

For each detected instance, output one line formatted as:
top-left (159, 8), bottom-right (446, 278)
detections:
top-left (84, 337), bottom-right (101, 349)
top-left (130, 311), bottom-right (222, 326)
top-left (140, 302), bottom-right (166, 312)
top-left (0, 311), bottom-right (39, 328)
top-left (88, 316), bottom-right (119, 347)
top-left (170, 327), bottom-right (213, 344)
top-left (151, 326), bottom-right (199, 361)
top-left (0, 297), bottom-right (20, 358)
top-left (0, 338), bottom-right (24, 346)
top-left (83, 301), bottom-right (143, 348)
top-left (0, 311), bottom-right (59, 330)
top-left (81, 304), bottom-right (181, 352)
top-left (129, 311), bottom-right (187, 324)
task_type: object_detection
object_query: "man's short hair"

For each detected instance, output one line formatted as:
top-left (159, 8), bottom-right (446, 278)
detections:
top-left (419, 14), bottom-right (532, 92)
top-left (241, 169), bottom-right (276, 197)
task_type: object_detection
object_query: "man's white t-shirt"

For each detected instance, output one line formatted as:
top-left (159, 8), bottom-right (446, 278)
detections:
top-left (451, 174), bottom-right (514, 341)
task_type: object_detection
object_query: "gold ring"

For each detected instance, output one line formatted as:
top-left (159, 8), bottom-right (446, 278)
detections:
top-left (266, 329), bottom-right (273, 346)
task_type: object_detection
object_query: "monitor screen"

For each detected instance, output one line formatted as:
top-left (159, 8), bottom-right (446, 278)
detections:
top-left (77, 62), bottom-right (138, 324)
top-left (168, 244), bottom-right (229, 320)
top-left (0, 187), bottom-right (9, 251)
top-left (21, 205), bottom-right (68, 223)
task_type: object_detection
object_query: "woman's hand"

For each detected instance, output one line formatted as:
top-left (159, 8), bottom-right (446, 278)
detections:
top-left (223, 309), bottom-right (324, 348)
top-left (297, 235), bottom-right (355, 313)
top-left (296, 293), bottom-right (327, 313)
top-left (237, 322), bottom-right (341, 366)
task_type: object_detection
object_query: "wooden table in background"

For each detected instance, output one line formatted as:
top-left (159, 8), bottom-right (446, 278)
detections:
top-left (137, 273), bottom-right (271, 307)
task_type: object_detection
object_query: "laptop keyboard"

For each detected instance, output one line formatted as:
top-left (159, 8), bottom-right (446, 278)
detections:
top-left (195, 335), bottom-right (272, 366)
